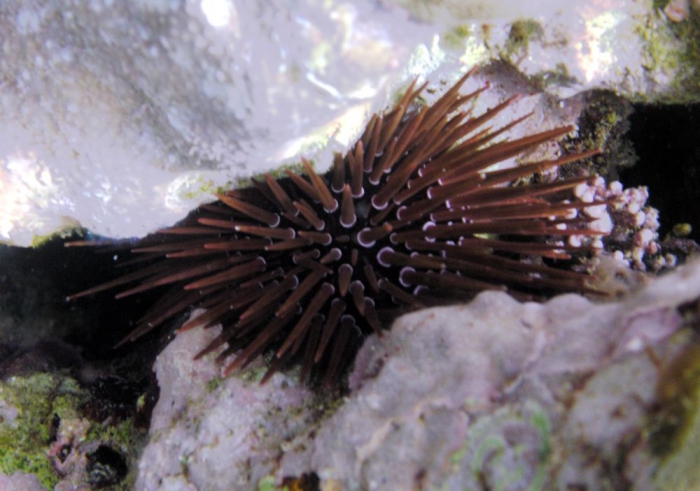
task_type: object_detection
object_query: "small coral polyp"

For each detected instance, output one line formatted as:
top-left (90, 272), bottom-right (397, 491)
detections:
top-left (69, 68), bottom-right (608, 386)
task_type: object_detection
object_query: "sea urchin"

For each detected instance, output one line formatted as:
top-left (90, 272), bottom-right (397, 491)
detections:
top-left (69, 68), bottom-right (607, 386)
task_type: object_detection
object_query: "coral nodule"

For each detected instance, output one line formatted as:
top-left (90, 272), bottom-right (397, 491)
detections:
top-left (68, 68), bottom-right (608, 386)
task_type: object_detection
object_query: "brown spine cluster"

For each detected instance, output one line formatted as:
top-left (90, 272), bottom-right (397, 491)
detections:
top-left (69, 68), bottom-right (608, 386)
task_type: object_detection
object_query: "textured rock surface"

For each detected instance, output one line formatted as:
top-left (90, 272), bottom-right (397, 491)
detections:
top-left (397, 0), bottom-right (700, 101)
top-left (135, 321), bottom-right (322, 491)
top-left (0, 471), bottom-right (47, 491)
top-left (135, 259), bottom-right (700, 490)
top-left (2, 0), bottom-right (697, 245)
top-left (0, 0), bottom-right (435, 245)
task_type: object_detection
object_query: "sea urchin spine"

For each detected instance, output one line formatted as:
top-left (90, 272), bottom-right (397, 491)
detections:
top-left (69, 68), bottom-right (608, 386)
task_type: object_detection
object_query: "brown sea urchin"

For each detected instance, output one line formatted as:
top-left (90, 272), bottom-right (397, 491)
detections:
top-left (69, 68), bottom-right (607, 386)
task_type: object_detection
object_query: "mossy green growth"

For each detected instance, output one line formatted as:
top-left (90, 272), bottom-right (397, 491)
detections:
top-left (181, 176), bottom-right (220, 201)
top-left (85, 418), bottom-right (145, 491)
top-left (443, 24), bottom-right (471, 51)
top-left (0, 373), bottom-right (145, 490)
top-left (560, 90), bottom-right (635, 178)
top-left (636, 9), bottom-right (700, 103)
top-left (504, 19), bottom-right (544, 58)
top-left (235, 160), bottom-right (310, 190)
top-left (28, 217), bottom-right (84, 248)
top-left (258, 475), bottom-right (289, 491)
top-left (668, 9), bottom-right (700, 101)
top-left (649, 332), bottom-right (700, 490)
top-left (30, 234), bottom-right (57, 249)
top-left (0, 373), bottom-right (86, 488)
top-left (239, 365), bottom-right (270, 384)
top-left (205, 377), bottom-right (224, 393)
top-left (531, 63), bottom-right (576, 90)
top-left (30, 232), bottom-right (65, 249)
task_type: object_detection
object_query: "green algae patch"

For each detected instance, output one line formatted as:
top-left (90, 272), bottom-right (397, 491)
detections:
top-left (85, 417), bottom-right (146, 490)
top-left (561, 90), bottom-right (635, 178)
top-left (0, 373), bottom-right (86, 488)
top-left (181, 176), bottom-right (220, 201)
top-left (636, 9), bottom-right (700, 103)
top-left (503, 19), bottom-right (544, 60)
top-left (0, 372), bottom-right (145, 490)
top-left (443, 24), bottom-right (471, 51)
top-left (258, 475), bottom-right (288, 491)
top-left (235, 160), bottom-right (310, 189)
top-left (649, 334), bottom-right (700, 490)
top-left (28, 217), bottom-right (84, 248)
top-left (668, 10), bottom-right (700, 101)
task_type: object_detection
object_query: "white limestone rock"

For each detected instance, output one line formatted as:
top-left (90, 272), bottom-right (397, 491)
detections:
top-left (2, 0), bottom-right (697, 246)
top-left (135, 320), bottom-right (321, 491)
top-left (138, 260), bottom-right (700, 490)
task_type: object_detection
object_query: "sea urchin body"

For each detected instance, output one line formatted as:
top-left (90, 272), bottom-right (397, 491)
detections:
top-left (69, 68), bottom-right (607, 386)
